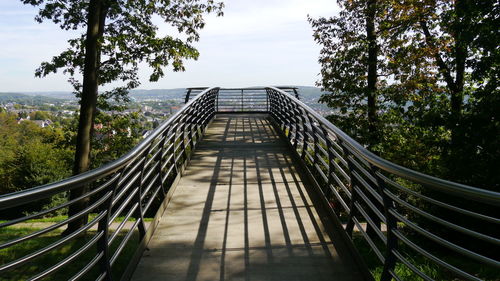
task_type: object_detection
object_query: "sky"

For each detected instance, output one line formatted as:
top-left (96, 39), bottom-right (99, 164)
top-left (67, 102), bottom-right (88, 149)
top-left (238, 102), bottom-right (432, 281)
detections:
top-left (0, 0), bottom-right (339, 92)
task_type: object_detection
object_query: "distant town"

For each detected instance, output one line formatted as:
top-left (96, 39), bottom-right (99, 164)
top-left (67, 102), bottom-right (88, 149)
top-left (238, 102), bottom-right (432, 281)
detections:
top-left (0, 86), bottom-right (333, 135)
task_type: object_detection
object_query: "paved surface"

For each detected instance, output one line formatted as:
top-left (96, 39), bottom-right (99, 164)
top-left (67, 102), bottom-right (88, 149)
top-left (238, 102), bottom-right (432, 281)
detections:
top-left (132, 114), bottom-right (365, 281)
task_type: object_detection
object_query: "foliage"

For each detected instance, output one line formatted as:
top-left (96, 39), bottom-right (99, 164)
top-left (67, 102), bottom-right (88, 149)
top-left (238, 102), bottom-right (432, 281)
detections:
top-left (22, 0), bottom-right (224, 108)
top-left (0, 107), bottom-right (155, 219)
top-left (91, 111), bottom-right (143, 168)
top-left (29, 110), bottom-right (53, 120)
top-left (311, 3), bottom-right (499, 278)
top-left (21, 0), bottom-right (223, 232)
top-left (0, 113), bottom-right (72, 195)
top-left (352, 233), bottom-right (499, 281)
top-left (310, 0), bottom-right (499, 190)
top-left (308, 1), bottom-right (383, 146)
top-left (0, 226), bottom-right (139, 280)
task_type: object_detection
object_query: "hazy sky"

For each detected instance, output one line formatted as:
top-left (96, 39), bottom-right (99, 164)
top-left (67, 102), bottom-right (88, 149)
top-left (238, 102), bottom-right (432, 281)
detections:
top-left (0, 0), bottom-right (338, 92)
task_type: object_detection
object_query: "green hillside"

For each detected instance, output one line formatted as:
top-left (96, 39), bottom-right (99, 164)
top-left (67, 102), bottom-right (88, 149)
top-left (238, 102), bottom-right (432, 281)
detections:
top-left (0, 92), bottom-right (64, 104)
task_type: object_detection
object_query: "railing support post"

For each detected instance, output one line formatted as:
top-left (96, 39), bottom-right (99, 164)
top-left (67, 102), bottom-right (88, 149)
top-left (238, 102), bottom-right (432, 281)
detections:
top-left (135, 148), bottom-right (150, 240)
top-left (184, 89), bottom-right (192, 104)
top-left (96, 173), bottom-right (122, 281)
top-left (372, 166), bottom-right (398, 281)
top-left (344, 147), bottom-right (358, 237)
top-left (320, 125), bottom-right (335, 208)
top-left (241, 89), bottom-right (244, 112)
top-left (157, 128), bottom-right (169, 197)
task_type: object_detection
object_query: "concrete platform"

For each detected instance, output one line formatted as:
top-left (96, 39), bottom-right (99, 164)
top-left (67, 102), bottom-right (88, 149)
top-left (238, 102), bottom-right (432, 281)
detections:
top-left (131, 114), bottom-right (365, 281)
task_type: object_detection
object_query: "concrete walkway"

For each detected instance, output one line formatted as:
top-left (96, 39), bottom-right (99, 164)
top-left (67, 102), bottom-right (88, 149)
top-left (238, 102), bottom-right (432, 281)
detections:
top-left (131, 114), bottom-right (365, 281)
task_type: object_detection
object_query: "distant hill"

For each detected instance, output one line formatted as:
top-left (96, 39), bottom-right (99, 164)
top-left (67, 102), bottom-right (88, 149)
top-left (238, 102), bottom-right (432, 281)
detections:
top-left (21, 91), bottom-right (75, 100)
top-left (129, 88), bottom-right (186, 100)
top-left (12, 86), bottom-right (328, 103)
top-left (0, 92), bottom-right (64, 104)
top-left (295, 86), bottom-right (328, 101)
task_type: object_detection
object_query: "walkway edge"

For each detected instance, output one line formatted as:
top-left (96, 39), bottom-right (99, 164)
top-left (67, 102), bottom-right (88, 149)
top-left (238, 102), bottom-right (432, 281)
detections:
top-left (121, 117), bottom-right (216, 281)
top-left (268, 117), bottom-right (375, 281)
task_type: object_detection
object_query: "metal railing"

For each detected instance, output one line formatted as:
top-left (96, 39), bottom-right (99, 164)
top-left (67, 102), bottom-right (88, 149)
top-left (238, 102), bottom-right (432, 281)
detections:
top-left (1, 85), bottom-right (498, 281)
top-left (185, 87), bottom-right (299, 112)
top-left (0, 87), bottom-right (219, 281)
top-left (266, 86), bottom-right (500, 281)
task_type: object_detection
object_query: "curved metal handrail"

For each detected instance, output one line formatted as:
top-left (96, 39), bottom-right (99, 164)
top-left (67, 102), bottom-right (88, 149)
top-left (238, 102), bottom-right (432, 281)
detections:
top-left (0, 87), bottom-right (220, 281)
top-left (1, 85), bottom-right (498, 281)
top-left (0, 87), bottom-right (220, 210)
top-left (267, 86), bottom-right (499, 206)
top-left (266, 86), bottom-right (499, 281)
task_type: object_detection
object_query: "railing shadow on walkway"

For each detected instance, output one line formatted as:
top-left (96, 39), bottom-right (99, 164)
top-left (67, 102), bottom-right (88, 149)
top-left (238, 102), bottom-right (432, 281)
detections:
top-left (132, 114), bottom-right (366, 281)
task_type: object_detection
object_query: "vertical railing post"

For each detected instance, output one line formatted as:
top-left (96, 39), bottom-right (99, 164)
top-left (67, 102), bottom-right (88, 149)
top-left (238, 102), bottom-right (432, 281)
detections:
top-left (266, 89), bottom-right (269, 112)
top-left (184, 89), bottom-right (192, 104)
top-left (193, 98), bottom-right (203, 142)
top-left (214, 89), bottom-right (219, 117)
top-left (307, 114), bottom-right (319, 167)
top-left (320, 125), bottom-right (335, 205)
top-left (343, 145), bottom-right (358, 237)
top-left (266, 89), bottom-right (273, 115)
top-left (157, 127), bottom-right (170, 196)
top-left (186, 109), bottom-right (195, 155)
top-left (96, 200), bottom-right (112, 281)
top-left (286, 101), bottom-right (298, 146)
top-left (289, 103), bottom-right (300, 151)
top-left (299, 107), bottom-right (310, 161)
top-left (216, 88), bottom-right (219, 113)
top-left (136, 148), bottom-right (150, 240)
top-left (171, 123), bottom-right (179, 174)
top-left (96, 171), bottom-right (123, 281)
top-left (241, 89), bottom-right (244, 112)
top-left (372, 166), bottom-right (398, 281)
top-left (179, 115), bottom-right (188, 161)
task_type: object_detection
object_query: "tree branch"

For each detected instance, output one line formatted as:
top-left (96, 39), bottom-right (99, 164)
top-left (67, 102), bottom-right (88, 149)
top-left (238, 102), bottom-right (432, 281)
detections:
top-left (419, 20), bottom-right (458, 93)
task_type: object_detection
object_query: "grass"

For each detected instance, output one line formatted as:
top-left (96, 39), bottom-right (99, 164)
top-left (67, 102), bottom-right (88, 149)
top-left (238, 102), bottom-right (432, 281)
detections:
top-left (0, 213), bottom-right (153, 224)
top-left (352, 234), bottom-right (499, 281)
top-left (0, 225), bottom-right (140, 281)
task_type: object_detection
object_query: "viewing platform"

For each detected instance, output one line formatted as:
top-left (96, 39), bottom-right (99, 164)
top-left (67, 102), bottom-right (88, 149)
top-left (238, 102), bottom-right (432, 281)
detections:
top-left (0, 87), bottom-right (498, 281)
top-left (132, 114), bottom-right (365, 281)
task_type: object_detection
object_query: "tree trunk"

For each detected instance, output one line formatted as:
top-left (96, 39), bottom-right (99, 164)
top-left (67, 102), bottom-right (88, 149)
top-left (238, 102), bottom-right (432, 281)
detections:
top-left (365, 0), bottom-right (382, 239)
top-left (366, 0), bottom-right (378, 148)
top-left (64, 0), bottom-right (105, 235)
top-left (450, 0), bottom-right (468, 146)
top-left (419, 0), bottom-right (469, 147)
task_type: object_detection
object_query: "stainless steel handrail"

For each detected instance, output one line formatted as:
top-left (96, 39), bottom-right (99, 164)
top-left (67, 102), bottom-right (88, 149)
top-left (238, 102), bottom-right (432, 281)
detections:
top-left (1, 85), bottom-right (498, 281)
top-left (0, 87), bottom-right (220, 281)
top-left (266, 86), bottom-right (499, 205)
top-left (266, 86), bottom-right (500, 281)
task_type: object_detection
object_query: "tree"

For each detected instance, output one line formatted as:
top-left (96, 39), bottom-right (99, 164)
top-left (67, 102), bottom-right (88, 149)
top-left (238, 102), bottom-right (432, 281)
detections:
top-left (22, 0), bottom-right (224, 233)
top-left (91, 111), bottom-right (143, 169)
top-left (309, 0), bottom-right (390, 241)
top-left (0, 112), bottom-right (72, 218)
top-left (309, 0), bottom-right (387, 148)
top-left (310, 0), bottom-right (499, 184)
top-left (30, 111), bottom-right (52, 120)
top-left (382, 0), bottom-right (499, 187)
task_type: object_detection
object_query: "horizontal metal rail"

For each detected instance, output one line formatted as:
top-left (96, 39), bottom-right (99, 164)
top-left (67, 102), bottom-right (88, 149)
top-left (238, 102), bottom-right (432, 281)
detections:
top-left (0, 87), bottom-right (220, 281)
top-left (185, 87), bottom-right (299, 111)
top-left (266, 86), bottom-right (500, 281)
top-left (1, 85), bottom-right (498, 281)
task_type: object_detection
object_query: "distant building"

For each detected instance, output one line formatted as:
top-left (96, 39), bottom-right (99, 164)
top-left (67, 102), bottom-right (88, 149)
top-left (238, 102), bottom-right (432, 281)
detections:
top-left (170, 106), bottom-right (180, 114)
top-left (18, 119), bottom-right (53, 128)
top-left (32, 120), bottom-right (53, 128)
